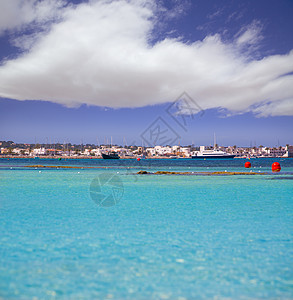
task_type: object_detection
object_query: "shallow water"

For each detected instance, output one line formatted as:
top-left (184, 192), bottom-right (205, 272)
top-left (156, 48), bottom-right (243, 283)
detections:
top-left (0, 158), bottom-right (293, 299)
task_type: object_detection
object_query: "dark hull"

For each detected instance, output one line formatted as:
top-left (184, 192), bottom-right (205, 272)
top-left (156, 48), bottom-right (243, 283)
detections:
top-left (102, 153), bottom-right (120, 159)
top-left (192, 155), bottom-right (235, 159)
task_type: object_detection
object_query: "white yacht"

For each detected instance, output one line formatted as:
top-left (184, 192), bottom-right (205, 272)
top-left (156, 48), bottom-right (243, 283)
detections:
top-left (192, 146), bottom-right (235, 159)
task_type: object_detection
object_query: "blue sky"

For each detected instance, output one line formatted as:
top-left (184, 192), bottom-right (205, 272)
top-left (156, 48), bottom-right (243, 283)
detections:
top-left (0, 0), bottom-right (292, 146)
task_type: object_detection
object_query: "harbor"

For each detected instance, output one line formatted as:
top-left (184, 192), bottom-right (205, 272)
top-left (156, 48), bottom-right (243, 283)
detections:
top-left (1, 141), bottom-right (292, 159)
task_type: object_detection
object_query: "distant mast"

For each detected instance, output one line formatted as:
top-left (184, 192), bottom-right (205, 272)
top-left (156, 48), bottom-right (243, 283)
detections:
top-left (214, 132), bottom-right (216, 149)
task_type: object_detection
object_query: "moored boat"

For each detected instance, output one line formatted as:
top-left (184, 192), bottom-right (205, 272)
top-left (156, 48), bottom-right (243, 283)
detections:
top-left (102, 152), bottom-right (120, 159)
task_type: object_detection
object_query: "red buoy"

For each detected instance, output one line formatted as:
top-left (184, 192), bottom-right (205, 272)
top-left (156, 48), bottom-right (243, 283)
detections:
top-left (245, 161), bottom-right (251, 168)
top-left (272, 162), bottom-right (281, 172)
top-left (137, 158), bottom-right (141, 161)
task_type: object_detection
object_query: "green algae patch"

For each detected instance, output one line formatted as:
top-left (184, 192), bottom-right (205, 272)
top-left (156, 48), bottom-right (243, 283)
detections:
top-left (137, 170), bottom-right (267, 175)
top-left (137, 170), bottom-right (149, 174)
top-left (24, 165), bottom-right (107, 169)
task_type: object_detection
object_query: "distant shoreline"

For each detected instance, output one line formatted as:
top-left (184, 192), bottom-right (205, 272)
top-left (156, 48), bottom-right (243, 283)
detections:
top-left (0, 155), bottom-right (291, 159)
top-left (0, 155), bottom-right (168, 159)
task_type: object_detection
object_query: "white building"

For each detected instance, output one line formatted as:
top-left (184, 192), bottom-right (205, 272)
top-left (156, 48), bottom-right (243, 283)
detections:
top-left (269, 147), bottom-right (287, 157)
top-left (32, 148), bottom-right (46, 155)
top-left (146, 147), bottom-right (156, 156)
top-left (180, 147), bottom-right (191, 157)
top-left (90, 148), bottom-right (102, 156)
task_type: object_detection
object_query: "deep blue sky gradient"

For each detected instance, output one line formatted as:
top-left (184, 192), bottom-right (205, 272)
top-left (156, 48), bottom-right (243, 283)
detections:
top-left (1, 98), bottom-right (292, 146)
top-left (0, 0), bottom-right (292, 146)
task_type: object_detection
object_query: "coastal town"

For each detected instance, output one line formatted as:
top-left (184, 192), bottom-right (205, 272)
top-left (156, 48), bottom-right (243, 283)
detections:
top-left (1, 141), bottom-right (292, 158)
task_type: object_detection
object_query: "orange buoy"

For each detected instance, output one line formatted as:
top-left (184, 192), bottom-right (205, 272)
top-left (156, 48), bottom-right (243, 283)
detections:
top-left (245, 161), bottom-right (251, 168)
top-left (137, 158), bottom-right (141, 161)
top-left (272, 162), bottom-right (281, 172)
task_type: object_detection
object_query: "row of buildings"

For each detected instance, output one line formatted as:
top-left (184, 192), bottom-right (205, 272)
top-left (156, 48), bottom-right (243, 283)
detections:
top-left (1, 141), bottom-right (292, 158)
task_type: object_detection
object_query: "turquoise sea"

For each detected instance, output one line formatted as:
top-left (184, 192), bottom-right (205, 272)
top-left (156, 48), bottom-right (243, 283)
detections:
top-left (0, 158), bottom-right (293, 299)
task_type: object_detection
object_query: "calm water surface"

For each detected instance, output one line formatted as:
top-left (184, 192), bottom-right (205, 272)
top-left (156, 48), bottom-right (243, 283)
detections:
top-left (0, 158), bottom-right (293, 299)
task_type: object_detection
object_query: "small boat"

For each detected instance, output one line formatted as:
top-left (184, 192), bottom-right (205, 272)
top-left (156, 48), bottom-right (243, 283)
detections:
top-left (102, 152), bottom-right (120, 159)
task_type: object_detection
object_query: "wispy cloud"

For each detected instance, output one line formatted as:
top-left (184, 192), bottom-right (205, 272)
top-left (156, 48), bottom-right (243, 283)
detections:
top-left (0, 0), bottom-right (292, 117)
top-left (0, 0), bottom-right (67, 35)
top-left (207, 7), bottom-right (224, 20)
top-left (234, 20), bottom-right (264, 57)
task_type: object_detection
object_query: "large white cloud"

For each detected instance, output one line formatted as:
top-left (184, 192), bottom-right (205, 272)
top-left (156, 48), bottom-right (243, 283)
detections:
top-left (0, 0), bottom-right (292, 116)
